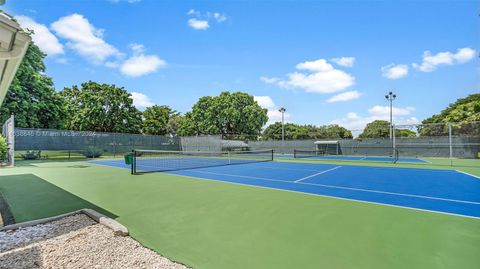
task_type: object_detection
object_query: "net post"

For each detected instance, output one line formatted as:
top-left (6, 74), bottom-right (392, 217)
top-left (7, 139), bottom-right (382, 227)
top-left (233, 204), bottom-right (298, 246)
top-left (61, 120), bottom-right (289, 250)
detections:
top-left (131, 150), bottom-right (135, 175)
top-left (271, 149), bottom-right (274, 161)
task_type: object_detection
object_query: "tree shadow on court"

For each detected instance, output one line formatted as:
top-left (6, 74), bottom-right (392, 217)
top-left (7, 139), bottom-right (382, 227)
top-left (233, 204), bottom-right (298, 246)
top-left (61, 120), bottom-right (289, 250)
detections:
top-left (0, 174), bottom-right (117, 224)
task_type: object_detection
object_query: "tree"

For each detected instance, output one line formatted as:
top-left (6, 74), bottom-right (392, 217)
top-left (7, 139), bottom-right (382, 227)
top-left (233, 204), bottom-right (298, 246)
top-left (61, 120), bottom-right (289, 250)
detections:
top-left (60, 81), bottom-right (142, 133)
top-left (0, 135), bottom-right (7, 160)
top-left (419, 94), bottom-right (480, 136)
top-left (261, 123), bottom-right (353, 140)
top-left (358, 120), bottom-right (390, 139)
top-left (177, 91), bottom-right (268, 137)
top-left (142, 105), bottom-right (178, 135)
top-left (0, 43), bottom-right (66, 128)
top-left (261, 122), bottom-right (309, 140)
top-left (167, 114), bottom-right (183, 136)
top-left (308, 124), bottom-right (353, 139)
top-left (395, 129), bottom-right (417, 138)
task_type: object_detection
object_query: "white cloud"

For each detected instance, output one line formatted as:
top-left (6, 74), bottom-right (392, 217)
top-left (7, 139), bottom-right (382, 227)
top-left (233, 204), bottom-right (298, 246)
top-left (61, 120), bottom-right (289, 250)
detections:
top-left (129, 43), bottom-right (145, 54)
top-left (187, 9), bottom-right (227, 29)
top-left (130, 92), bottom-right (153, 109)
top-left (330, 105), bottom-right (419, 133)
top-left (51, 13), bottom-right (120, 64)
top-left (453, 48), bottom-right (476, 63)
top-left (15, 15), bottom-right (64, 56)
top-left (267, 109), bottom-right (292, 124)
top-left (121, 54), bottom-right (166, 77)
top-left (326, 90), bottom-right (362, 103)
top-left (412, 47), bottom-right (476, 72)
top-left (331, 57), bottom-right (355, 67)
top-left (254, 96), bottom-right (291, 125)
top-left (368, 105), bottom-right (415, 116)
top-left (213, 12), bottom-right (227, 22)
top-left (188, 18), bottom-right (209, 30)
top-left (120, 43), bottom-right (166, 77)
top-left (254, 96), bottom-right (275, 109)
top-left (381, 64), bottom-right (409, 79)
top-left (260, 76), bottom-right (281, 84)
top-left (262, 59), bottom-right (355, 94)
top-left (187, 9), bottom-right (200, 16)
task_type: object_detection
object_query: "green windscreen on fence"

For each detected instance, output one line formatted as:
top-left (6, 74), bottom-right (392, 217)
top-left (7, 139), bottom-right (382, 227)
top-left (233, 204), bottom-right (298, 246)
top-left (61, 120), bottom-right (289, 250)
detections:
top-left (14, 128), bottom-right (181, 159)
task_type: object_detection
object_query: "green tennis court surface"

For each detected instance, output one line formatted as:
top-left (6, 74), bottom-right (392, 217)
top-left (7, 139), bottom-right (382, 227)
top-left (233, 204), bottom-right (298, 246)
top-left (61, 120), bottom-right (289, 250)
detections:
top-left (1, 159), bottom-right (479, 269)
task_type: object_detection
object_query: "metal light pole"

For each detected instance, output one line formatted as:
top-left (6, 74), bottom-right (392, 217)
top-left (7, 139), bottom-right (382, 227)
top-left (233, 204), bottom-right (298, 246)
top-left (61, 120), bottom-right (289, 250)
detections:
top-left (279, 107), bottom-right (286, 153)
top-left (385, 91), bottom-right (396, 140)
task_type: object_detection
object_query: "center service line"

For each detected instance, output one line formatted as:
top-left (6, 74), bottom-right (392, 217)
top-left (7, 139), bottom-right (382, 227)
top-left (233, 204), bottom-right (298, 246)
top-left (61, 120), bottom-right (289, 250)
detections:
top-left (294, 166), bottom-right (342, 183)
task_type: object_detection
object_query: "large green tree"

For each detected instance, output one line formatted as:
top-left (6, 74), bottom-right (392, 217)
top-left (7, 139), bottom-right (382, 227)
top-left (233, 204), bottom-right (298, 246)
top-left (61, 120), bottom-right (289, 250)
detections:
top-left (0, 43), bottom-right (65, 128)
top-left (395, 129), bottom-right (417, 138)
top-left (262, 123), bottom-right (352, 140)
top-left (177, 91), bottom-right (268, 136)
top-left (142, 105), bottom-right (179, 135)
top-left (262, 123), bottom-right (309, 140)
top-left (358, 120), bottom-right (390, 139)
top-left (60, 81), bottom-right (142, 133)
top-left (419, 94), bottom-right (480, 136)
top-left (308, 124), bottom-right (353, 139)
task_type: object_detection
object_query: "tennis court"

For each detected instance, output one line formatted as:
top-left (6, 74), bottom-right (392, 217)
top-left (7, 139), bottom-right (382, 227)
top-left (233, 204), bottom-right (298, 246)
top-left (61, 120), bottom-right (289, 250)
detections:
top-left (93, 153), bottom-right (480, 219)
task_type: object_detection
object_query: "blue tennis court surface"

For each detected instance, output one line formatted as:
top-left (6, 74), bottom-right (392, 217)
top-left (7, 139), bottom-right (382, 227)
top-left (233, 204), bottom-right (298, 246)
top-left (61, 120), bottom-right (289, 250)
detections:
top-left (91, 159), bottom-right (480, 218)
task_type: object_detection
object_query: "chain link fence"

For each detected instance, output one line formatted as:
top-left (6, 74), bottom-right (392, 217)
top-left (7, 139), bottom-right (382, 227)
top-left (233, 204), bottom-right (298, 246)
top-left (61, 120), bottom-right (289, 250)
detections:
top-left (14, 128), bottom-right (180, 159)
top-left (11, 121), bottom-right (480, 167)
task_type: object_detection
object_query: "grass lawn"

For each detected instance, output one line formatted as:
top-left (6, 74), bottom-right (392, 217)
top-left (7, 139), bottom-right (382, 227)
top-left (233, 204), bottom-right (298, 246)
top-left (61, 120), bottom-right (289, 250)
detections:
top-left (1, 160), bottom-right (479, 269)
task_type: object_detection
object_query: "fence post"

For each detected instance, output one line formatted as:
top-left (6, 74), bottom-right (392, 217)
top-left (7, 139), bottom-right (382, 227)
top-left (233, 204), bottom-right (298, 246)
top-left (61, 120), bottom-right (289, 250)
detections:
top-left (392, 124), bottom-right (396, 160)
top-left (448, 122), bottom-right (453, 165)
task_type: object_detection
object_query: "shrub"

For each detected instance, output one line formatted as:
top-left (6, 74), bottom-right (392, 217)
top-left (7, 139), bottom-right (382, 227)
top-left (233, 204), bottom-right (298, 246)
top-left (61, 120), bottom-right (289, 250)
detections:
top-left (0, 136), bottom-right (7, 161)
top-left (82, 147), bottom-right (103, 158)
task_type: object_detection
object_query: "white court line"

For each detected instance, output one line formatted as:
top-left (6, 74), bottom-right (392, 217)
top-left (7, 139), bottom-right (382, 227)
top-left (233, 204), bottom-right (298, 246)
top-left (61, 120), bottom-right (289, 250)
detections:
top-left (177, 168), bottom-right (480, 206)
top-left (294, 166), bottom-right (342, 183)
top-left (252, 164), bottom-right (330, 173)
top-left (456, 170), bottom-right (480, 180)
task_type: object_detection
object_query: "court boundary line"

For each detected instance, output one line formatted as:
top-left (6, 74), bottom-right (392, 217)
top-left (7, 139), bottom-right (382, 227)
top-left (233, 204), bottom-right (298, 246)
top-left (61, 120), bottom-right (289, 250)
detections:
top-left (174, 168), bottom-right (480, 205)
top-left (294, 166), bottom-right (342, 183)
top-left (456, 170), bottom-right (480, 180)
top-left (164, 172), bottom-right (480, 220)
top-left (88, 161), bottom-right (480, 219)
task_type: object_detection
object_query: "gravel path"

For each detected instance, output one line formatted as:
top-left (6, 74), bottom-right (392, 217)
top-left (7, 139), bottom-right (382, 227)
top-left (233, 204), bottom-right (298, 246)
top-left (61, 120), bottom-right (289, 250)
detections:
top-left (0, 214), bottom-right (189, 269)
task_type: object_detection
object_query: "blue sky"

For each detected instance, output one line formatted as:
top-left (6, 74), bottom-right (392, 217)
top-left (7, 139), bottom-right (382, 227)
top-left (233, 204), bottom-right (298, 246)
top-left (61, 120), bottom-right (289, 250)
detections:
top-left (2, 0), bottom-right (479, 131)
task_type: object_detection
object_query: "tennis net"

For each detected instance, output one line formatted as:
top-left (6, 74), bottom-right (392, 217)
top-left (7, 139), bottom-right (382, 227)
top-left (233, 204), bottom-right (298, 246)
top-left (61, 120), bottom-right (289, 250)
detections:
top-left (132, 149), bottom-right (274, 174)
